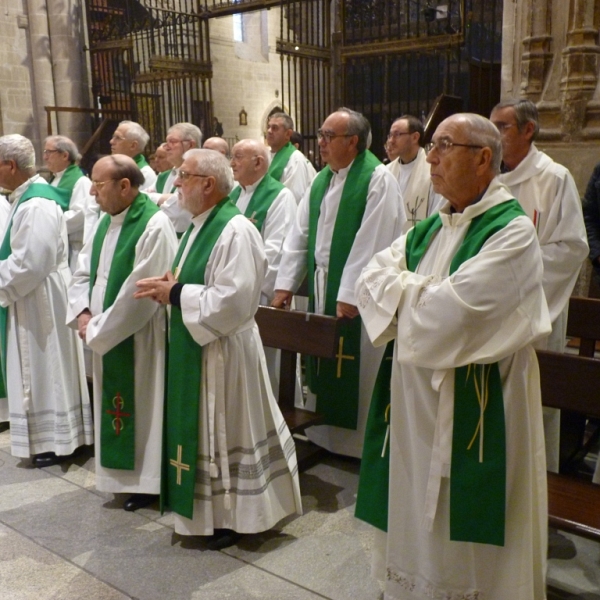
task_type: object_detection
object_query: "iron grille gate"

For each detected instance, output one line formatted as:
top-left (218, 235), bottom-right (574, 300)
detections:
top-left (85, 0), bottom-right (212, 155)
top-left (341, 0), bottom-right (503, 160)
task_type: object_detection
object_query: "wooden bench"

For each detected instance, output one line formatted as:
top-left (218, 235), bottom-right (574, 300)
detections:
top-left (537, 296), bottom-right (600, 542)
top-left (254, 305), bottom-right (339, 434)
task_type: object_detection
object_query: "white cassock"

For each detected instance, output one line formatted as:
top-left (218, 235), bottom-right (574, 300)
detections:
top-left (276, 161), bottom-right (403, 458)
top-left (0, 176), bottom-right (93, 457)
top-left (146, 169), bottom-right (192, 235)
top-left (356, 180), bottom-right (551, 600)
top-left (387, 147), bottom-right (444, 235)
top-left (139, 164), bottom-right (157, 192)
top-left (498, 143), bottom-right (588, 472)
top-left (50, 169), bottom-right (94, 272)
top-left (0, 194), bottom-right (10, 423)
top-left (270, 148), bottom-right (317, 203)
top-left (236, 177), bottom-right (298, 400)
top-left (67, 209), bottom-right (178, 493)
top-left (173, 211), bottom-right (302, 535)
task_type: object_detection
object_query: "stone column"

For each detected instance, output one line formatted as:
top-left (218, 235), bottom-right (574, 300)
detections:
top-left (26, 0), bottom-right (57, 151)
top-left (559, 0), bottom-right (600, 139)
top-left (46, 0), bottom-right (90, 148)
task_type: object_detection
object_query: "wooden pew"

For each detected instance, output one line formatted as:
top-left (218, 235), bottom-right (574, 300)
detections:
top-left (537, 296), bottom-right (600, 542)
top-left (254, 305), bottom-right (339, 434)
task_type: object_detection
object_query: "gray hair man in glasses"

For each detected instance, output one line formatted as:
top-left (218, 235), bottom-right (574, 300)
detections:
top-left (272, 107), bottom-right (403, 459)
top-left (67, 154), bottom-right (177, 512)
top-left (146, 122), bottom-right (203, 236)
top-left (110, 121), bottom-right (157, 191)
top-left (386, 115), bottom-right (443, 232)
top-left (134, 149), bottom-right (301, 549)
top-left (355, 113), bottom-right (550, 598)
top-left (491, 99), bottom-right (587, 475)
top-left (0, 133), bottom-right (93, 467)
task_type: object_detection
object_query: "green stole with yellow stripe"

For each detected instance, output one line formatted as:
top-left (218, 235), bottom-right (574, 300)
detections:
top-left (306, 150), bottom-right (380, 430)
top-left (0, 182), bottom-right (72, 398)
top-left (229, 175), bottom-right (285, 231)
top-left (355, 198), bottom-right (526, 546)
top-left (268, 142), bottom-right (296, 181)
top-left (162, 198), bottom-right (241, 519)
top-left (89, 193), bottom-right (159, 470)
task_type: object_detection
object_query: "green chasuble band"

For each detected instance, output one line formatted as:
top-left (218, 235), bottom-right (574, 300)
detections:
top-left (268, 142), bottom-right (296, 182)
top-left (0, 182), bottom-right (73, 397)
top-left (163, 198), bottom-right (241, 520)
top-left (306, 150), bottom-right (381, 430)
top-left (55, 164), bottom-right (85, 193)
top-left (156, 169), bottom-right (174, 194)
top-left (229, 175), bottom-right (285, 232)
top-left (89, 193), bottom-right (160, 470)
top-left (357, 198), bottom-right (526, 543)
top-left (133, 154), bottom-right (151, 170)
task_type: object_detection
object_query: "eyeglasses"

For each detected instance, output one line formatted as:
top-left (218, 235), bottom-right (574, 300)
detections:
top-left (43, 149), bottom-right (60, 155)
top-left (176, 170), bottom-right (211, 181)
top-left (425, 139), bottom-right (483, 155)
top-left (493, 122), bottom-right (516, 133)
top-left (317, 129), bottom-right (353, 144)
top-left (90, 179), bottom-right (117, 189)
top-left (387, 131), bottom-right (411, 140)
top-left (110, 134), bottom-right (126, 142)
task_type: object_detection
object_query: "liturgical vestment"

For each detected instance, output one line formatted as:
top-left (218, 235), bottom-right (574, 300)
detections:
top-left (356, 180), bottom-right (551, 600)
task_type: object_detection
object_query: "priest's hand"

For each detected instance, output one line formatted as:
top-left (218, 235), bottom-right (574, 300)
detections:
top-left (157, 193), bottom-right (170, 207)
top-left (134, 271), bottom-right (177, 304)
top-left (336, 301), bottom-right (359, 319)
top-left (272, 289), bottom-right (293, 310)
top-left (77, 309), bottom-right (92, 341)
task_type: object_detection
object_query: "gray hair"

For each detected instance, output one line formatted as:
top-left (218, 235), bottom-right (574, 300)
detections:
top-left (0, 134), bottom-right (36, 172)
top-left (336, 107), bottom-right (371, 153)
top-left (44, 135), bottom-right (80, 163)
top-left (268, 112), bottom-right (294, 131)
top-left (168, 122), bottom-right (202, 148)
top-left (492, 98), bottom-right (539, 140)
top-left (184, 148), bottom-right (233, 196)
top-left (457, 113), bottom-right (503, 174)
top-left (119, 120), bottom-right (150, 151)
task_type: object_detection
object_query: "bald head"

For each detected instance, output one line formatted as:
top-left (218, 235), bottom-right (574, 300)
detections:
top-left (230, 139), bottom-right (270, 188)
top-left (203, 137), bottom-right (230, 157)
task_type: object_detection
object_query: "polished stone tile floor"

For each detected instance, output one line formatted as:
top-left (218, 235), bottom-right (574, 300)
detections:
top-left (0, 428), bottom-right (598, 600)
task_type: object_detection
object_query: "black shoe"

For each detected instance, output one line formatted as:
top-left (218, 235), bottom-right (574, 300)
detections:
top-left (123, 493), bottom-right (158, 512)
top-left (31, 452), bottom-right (68, 468)
top-left (207, 529), bottom-right (243, 551)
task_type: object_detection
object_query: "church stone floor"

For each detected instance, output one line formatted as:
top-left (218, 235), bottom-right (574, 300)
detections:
top-left (0, 427), bottom-right (598, 600)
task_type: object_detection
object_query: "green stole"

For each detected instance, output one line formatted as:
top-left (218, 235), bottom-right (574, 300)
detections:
top-left (156, 169), bottom-right (174, 194)
top-left (307, 150), bottom-right (380, 430)
top-left (133, 154), bottom-right (150, 170)
top-left (54, 164), bottom-right (85, 193)
top-left (229, 175), bottom-right (285, 231)
top-left (89, 193), bottom-right (159, 470)
top-left (0, 182), bottom-right (72, 397)
top-left (162, 198), bottom-right (241, 519)
top-left (356, 198), bottom-right (525, 546)
top-left (268, 142), bottom-right (296, 181)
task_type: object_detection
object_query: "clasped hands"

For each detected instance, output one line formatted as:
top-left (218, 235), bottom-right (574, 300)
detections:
top-left (134, 271), bottom-right (177, 305)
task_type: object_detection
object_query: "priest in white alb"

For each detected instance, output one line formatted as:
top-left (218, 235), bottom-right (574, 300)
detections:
top-left (273, 108), bottom-right (402, 459)
top-left (356, 114), bottom-right (551, 599)
top-left (0, 134), bottom-right (93, 467)
top-left (135, 149), bottom-right (302, 550)
top-left (67, 155), bottom-right (177, 512)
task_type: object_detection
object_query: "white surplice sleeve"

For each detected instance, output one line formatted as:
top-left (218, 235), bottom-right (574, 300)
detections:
top-left (0, 199), bottom-right (65, 307)
top-left (536, 169), bottom-right (588, 323)
top-left (337, 164), bottom-right (401, 305)
top-left (63, 176), bottom-right (93, 237)
top-left (261, 187), bottom-right (296, 301)
top-left (357, 216), bottom-right (551, 369)
top-left (140, 165), bottom-right (158, 192)
top-left (281, 150), bottom-right (316, 203)
top-left (274, 185), bottom-right (311, 294)
top-left (81, 212), bottom-right (177, 356)
top-left (180, 216), bottom-right (267, 347)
